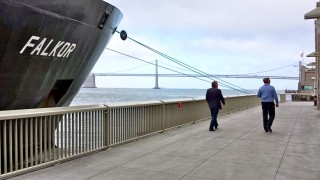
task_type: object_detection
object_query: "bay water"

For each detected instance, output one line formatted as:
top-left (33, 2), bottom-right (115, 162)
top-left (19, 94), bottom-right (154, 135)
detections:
top-left (70, 88), bottom-right (272, 106)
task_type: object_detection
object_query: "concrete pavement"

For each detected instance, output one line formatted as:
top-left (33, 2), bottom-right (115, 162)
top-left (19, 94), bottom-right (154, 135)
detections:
top-left (9, 101), bottom-right (320, 180)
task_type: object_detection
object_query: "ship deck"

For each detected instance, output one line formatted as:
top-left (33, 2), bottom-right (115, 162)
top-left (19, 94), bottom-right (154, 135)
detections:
top-left (9, 101), bottom-right (320, 180)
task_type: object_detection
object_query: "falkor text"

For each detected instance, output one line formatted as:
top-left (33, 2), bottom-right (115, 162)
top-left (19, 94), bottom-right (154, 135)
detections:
top-left (20, 35), bottom-right (77, 58)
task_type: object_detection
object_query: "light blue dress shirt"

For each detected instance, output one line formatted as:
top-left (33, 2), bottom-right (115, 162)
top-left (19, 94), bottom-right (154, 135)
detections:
top-left (257, 84), bottom-right (279, 103)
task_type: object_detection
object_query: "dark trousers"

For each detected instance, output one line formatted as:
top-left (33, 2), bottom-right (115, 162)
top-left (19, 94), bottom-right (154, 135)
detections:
top-left (209, 108), bottom-right (219, 130)
top-left (261, 102), bottom-right (275, 131)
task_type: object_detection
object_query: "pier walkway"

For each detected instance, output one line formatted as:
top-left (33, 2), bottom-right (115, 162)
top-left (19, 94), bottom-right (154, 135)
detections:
top-left (9, 101), bottom-right (320, 180)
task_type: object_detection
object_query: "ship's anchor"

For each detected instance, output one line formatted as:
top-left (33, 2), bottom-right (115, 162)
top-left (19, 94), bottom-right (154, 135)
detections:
top-left (120, 30), bottom-right (127, 40)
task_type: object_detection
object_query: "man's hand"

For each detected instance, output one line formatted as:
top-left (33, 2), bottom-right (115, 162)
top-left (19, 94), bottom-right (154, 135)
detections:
top-left (276, 103), bottom-right (279, 107)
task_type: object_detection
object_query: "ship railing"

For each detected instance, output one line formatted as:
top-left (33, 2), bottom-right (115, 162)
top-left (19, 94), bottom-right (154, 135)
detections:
top-left (0, 95), bottom-right (263, 179)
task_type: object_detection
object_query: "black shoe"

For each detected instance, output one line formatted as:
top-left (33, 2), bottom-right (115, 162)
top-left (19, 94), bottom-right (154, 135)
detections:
top-left (268, 127), bottom-right (272, 133)
top-left (265, 129), bottom-right (269, 132)
top-left (209, 129), bottom-right (215, 131)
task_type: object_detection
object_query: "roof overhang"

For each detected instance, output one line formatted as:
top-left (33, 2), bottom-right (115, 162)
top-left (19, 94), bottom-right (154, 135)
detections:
top-left (305, 6), bottom-right (320, 19)
top-left (306, 52), bottom-right (320, 57)
top-left (307, 62), bottom-right (316, 66)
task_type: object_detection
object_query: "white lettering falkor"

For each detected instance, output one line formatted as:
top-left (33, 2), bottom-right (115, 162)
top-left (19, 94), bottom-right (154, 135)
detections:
top-left (20, 36), bottom-right (77, 58)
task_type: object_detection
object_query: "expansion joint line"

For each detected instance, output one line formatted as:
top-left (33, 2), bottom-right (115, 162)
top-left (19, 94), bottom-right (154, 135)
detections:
top-left (274, 105), bottom-right (302, 180)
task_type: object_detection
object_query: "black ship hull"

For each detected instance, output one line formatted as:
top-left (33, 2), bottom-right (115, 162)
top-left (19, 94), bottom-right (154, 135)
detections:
top-left (0, 0), bottom-right (122, 174)
top-left (0, 0), bottom-right (122, 110)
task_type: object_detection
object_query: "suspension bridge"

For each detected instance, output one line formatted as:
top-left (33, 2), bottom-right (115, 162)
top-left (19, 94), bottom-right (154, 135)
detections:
top-left (83, 73), bottom-right (298, 88)
top-left (86, 44), bottom-right (301, 89)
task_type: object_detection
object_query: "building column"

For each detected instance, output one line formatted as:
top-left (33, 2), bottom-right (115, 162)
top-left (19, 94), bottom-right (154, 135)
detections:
top-left (316, 19), bottom-right (320, 109)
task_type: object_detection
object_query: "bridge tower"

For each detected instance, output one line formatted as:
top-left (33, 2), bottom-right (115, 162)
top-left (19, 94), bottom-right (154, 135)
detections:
top-left (83, 73), bottom-right (97, 88)
top-left (153, 60), bottom-right (160, 89)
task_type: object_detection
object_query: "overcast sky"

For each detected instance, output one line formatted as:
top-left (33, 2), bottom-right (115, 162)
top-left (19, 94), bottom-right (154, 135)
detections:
top-left (93, 0), bottom-right (317, 90)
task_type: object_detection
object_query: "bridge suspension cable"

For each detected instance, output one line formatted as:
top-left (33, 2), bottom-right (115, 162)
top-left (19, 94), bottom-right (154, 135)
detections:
top-left (107, 60), bottom-right (154, 73)
top-left (114, 30), bottom-right (254, 94)
top-left (237, 62), bottom-right (300, 75)
top-left (107, 48), bottom-right (255, 94)
top-left (106, 48), bottom-right (213, 84)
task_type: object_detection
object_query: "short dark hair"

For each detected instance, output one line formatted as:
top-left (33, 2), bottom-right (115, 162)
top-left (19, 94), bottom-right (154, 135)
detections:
top-left (212, 81), bottom-right (218, 88)
top-left (263, 77), bottom-right (270, 83)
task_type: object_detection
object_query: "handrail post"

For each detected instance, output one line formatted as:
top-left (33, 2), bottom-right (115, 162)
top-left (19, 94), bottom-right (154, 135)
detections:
top-left (104, 106), bottom-right (110, 149)
top-left (192, 98), bottom-right (196, 124)
top-left (160, 100), bottom-right (165, 132)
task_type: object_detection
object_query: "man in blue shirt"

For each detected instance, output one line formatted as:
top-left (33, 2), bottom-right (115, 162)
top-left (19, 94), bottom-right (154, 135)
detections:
top-left (257, 77), bottom-right (279, 133)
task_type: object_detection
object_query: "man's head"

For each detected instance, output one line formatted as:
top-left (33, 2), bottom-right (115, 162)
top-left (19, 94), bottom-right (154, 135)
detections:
top-left (263, 77), bottom-right (270, 84)
top-left (212, 80), bottom-right (218, 88)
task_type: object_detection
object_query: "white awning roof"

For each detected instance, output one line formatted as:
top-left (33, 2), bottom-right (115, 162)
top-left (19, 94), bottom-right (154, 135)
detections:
top-left (306, 62), bottom-right (316, 66)
top-left (305, 6), bottom-right (320, 19)
top-left (306, 52), bottom-right (320, 57)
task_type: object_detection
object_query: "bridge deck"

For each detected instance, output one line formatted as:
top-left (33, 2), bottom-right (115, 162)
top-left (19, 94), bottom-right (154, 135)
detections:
top-left (9, 101), bottom-right (320, 180)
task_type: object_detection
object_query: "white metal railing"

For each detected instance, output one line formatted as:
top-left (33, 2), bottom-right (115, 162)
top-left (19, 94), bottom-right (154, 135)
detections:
top-left (106, 101), bottom-right (165, 147)
top-left (0, 105), bottom-right (106, 179)
top-left (0, 95), bottom-right (261, 179)
top-left (105, 95), bottom-right (261, 147)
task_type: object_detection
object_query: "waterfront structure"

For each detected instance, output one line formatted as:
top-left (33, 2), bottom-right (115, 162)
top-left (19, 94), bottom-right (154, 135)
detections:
top-left (0, 95), bottom-right (262, 178)
top-left (4, 96), bottom-right (320, 180)
top-left (305, 1), bottom-right (320, 109)
top-left (298, 63), bottom-right (316, 94)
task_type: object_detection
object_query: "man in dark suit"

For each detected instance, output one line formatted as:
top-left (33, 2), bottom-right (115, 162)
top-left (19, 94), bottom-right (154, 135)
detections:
top-left (206, 81), bottom-right (225, 131)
